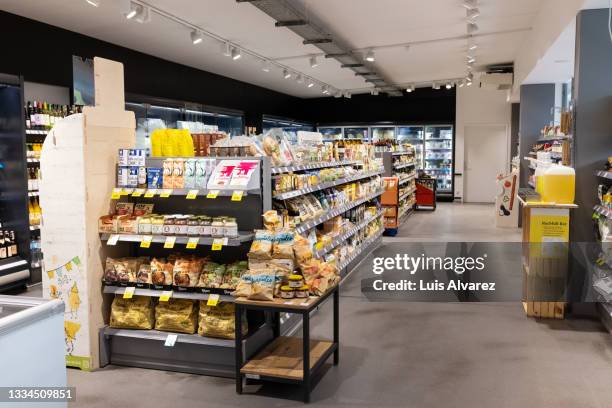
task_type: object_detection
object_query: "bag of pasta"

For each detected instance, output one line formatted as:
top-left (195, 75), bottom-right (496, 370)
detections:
top-left (109, 295), bottom-right (154, 330)
top-left (198, 302), bottom-right (247, 339)
top-left (248, 230), bottom-right (274, 259)
top-left (154, 298), bottom-right (198, 334)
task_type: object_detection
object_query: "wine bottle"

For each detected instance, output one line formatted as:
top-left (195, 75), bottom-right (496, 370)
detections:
top-left (9, 231), bottom-right (17, 257)
top-left (0, 231), bottom-right (6, 260)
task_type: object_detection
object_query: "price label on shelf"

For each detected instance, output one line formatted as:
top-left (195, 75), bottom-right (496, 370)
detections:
top-left (144, 189), bottom-right (158, 198)
top-left (107, 234), bottom-right (120, 246)
top-left (211, 237), bottom-right (228, 251)
top-left (164, 334), bottom-right (178, 347)
top-left (164, 236), bottom-right (176, 249)
top-left (186, 237), bottom-right (199, 249)
top-left (159, 290), bottom-right (173, 302)
top-left (160, 189), bottom-right (172, 198)
top-left (140, 235), bottom-right (153, 248)
top-left (231, 190), bottom-right (244, 202)
top-left (132, 188), bottom-right (145, 197)
top-left (206, 294), bottom-right (220, 307)
top-left (186, 189), bottom-right (199, 200)
top-left (206, 190), bottom-right (220, 199)
top-left (123, 287), bottom-right (135, 299)
top-left (110, 188), bottom-right (122, 200)
top-left (120, 188), bottom-right (132, 196)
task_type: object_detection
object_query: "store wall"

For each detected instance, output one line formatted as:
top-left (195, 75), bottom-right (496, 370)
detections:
top-left (455, 83), bottom-right (512, 201)
top-left (0, 11), bottom-right (299, 131)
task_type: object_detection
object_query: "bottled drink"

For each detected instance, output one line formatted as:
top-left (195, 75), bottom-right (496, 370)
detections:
top-left (0, 231), bottom-right (6, 260)
top-left (9, 231), bottom-right (17, 257)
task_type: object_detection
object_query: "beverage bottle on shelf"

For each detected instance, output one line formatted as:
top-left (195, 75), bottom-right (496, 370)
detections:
top-left (0, 231), bottom-right (6, 260)
top-left (24, 103), bottom-right (31, 129)
top-left (9, 231), bottom-right (18, 257)
top-left (28, 198), bottom-right (35, 225)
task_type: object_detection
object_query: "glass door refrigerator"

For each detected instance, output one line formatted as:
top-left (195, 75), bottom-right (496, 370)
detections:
top-left (397, 126), bottom-right (424, 169)
top-left (371, 126), bottom-right (396, 142)
top-left (424, 125), bottom-right (454, 199)
top-left (344, 127), bottom-right (369, 141)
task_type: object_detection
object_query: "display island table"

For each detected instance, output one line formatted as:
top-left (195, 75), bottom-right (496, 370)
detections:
top-left (234, 284), bottom-right (339, 403)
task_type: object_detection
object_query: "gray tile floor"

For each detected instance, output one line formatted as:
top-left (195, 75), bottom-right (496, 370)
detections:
top-left (56, 204), bottom-right (612, 407)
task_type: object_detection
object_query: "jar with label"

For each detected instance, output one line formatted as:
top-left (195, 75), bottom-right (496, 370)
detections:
top-left (151, 216), bottom-right (165, 235)
top-left (210, 217), bottom-right (225, 238)
top-left (199, 216), bottom-right (212, 236)
top-left (288, 274), bottom-right (304, 288)
top-left (295, 284), bottom-right (309, 298)
top-left (223, 217), bottom-right (238, 238)
top-left (187, 216), bottom-right (200, 236)
top-left (162, 216), bottom-right (175, 235)
top-left (280, 285), bottom-right (295, 299)
top-left (175, 216), bottom-right (189, 236)
top-left (137, 216), bottom-right (152, 235)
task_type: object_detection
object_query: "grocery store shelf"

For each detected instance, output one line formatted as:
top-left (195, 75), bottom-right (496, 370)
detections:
top-left (425, 158), bottom-right (451, 161)
top-left (112, 187), bottom-right (261, 198)
top-left (398, 174), bottom-right (415, 185)
top-left (271, 160), bottom-right (361, 174)
top-left (399, 187), bottom-right (416, 201)
top-left (103, 285), bottom-right (234, 302)
top-left (294, 189), bottom-right (384, 234)
top-left (424, 168), bottom-right (451, 171)
top-left (595, 170), bottom-right (612, 180)
top-left (27, 158), bottom-right (40, 164)
top-left (594, 205), bottom-right (612, 219)
top-left (394, 162), bottom-right (415, 170)
top-left (103, 327), bottom-right (235, 347)
top-left (99, 232), bottom-right (253, 246)
top-left (425, 138), bottom-right (453, 141)
top-left (313, 209), bottom-right (385, 259)
top-left (28, 191), bottom-right (39, 197)
top-left (336, 228), bottom-right (383, 272)
top-left (29, 225), bottom-right (40, 231)
top-left (25, 129), bottom-right (48, 135)
top-left (273, 169), bottom-right (384, 200)
top-left (427, 148), bottom-right (452, 151)
top-left (392, 151), bottom-right (414, 156)
top-left (398, 205), bottom-right (414, 221)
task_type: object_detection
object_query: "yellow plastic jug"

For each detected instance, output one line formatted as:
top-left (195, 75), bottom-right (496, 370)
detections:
top-left (541, 165), bottom-right (575, 204)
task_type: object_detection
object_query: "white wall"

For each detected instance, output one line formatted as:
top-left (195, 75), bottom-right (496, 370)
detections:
top-left (455, 82), bottom-right (512, 200)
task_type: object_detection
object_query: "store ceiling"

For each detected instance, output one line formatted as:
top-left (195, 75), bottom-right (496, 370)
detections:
top-left (1, 0), bottom-right (544, 98)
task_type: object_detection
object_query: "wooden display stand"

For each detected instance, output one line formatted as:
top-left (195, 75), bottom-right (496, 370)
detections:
top-left (40, 57), bottom-right (135, 370)
top-left (519, 197), bottom-right (577, 319)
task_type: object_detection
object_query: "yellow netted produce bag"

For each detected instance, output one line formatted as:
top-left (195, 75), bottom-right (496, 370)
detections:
top-left (154, 298), bottom-right (198, 334)
top-left (167, 129), bottom-right (195, 157)
top-left (109, 295), bottom-right (154, 330)
top-left (198, 301), bottom-right (247, 339)
top-left (150, 128), bottom-right (166, 157)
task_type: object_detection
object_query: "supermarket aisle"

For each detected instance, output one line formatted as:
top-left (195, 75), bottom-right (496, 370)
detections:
top-left (393, 202), bottom-right (522, 242)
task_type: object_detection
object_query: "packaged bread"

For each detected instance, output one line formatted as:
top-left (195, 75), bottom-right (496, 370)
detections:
top-left (109, 295), bottom-right (154, 330)
top-left (248, 230), bottom-right (274, 259)
top-left (198, 302), bottom-right (247, 339)
top-left (272, 230), bottom-right (294, 259)
top-left (154, 298), bottom-right (198, 334)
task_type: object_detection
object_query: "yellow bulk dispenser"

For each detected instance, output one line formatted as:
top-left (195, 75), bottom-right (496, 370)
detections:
top-left (541, 165), bottom-right (575, 204)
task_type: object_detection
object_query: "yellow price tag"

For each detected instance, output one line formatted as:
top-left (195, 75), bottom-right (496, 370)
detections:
top-left (132, 188), bottom-right (145, 197)
top-left (111, 188), bottom-right (122, 199)
top-left (206, 190), bottom-right (220, 199)
top-left (186, 189), bottom-right (199, 200)
top-left (123, 287), bottom-right (135, 299)
top-left (207, 294), bottom-right (220, 307)
top-left (160, 189), bottom-right (172, 198)
top-left (211, 237), bottom-right (227, 251)
top-left (231, 190), bottom-right (244, 202)
top-left (186, 237), bottom-right (199, 249)
top-left (144, 189), bottom-right (157, 198)
top-left (159, 290), bottom-right (173, 302)
top-left (140, 235), bottom-right (153, 248)
top-left (120, 188), bottom-right (131, 196)
top-left (164, 236), bottom-right (176, 249)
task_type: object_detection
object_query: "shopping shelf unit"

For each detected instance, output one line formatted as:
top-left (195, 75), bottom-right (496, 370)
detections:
top-left (594, 169), bottom-right (612, 331)
top-left (377, 151), bottom-right (417, 235)
top-left (99, 156), bottom-right (275, 378)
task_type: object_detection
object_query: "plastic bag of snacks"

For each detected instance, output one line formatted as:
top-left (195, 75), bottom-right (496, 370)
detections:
top-left (151, 258), bottom-right (173, 286)
top-left (222, 261), bottom-right (248, 290)
top-left (272, 230), bottom-right (295, 259)
top-left (197, 262), bottom-right (225, 288)
top-left (232, 269), bottom-right (276, 301)
top-left (248, 230), bottom-right (274, 259)
top-left (109, 295), bottom-right (155, 330)
top-left (198, 302), bottom-right (247, 339)
top-left (293, 234), bottom-right (313, 265)
top-left (154, 299), bottom-right (198, 334)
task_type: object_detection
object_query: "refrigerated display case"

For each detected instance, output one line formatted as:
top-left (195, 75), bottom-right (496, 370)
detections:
top-left (262, 116), bottom-right (315, 143)
top-left (424, 125), bottom-right (454, 198)
top-left (372, 126), bottom-right (396, 142)
top-left (344, 127), bottom-right (369, 140)
top-left (319, 127), bottom-right (343, 141)
top-left (397, 126), bottom-right (424, 169)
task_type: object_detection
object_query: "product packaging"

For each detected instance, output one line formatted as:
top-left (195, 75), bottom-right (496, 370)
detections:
top-left (154, 298), bottom-right (198, 334)
top-left (198, 302), bottom-right (247, 339)
top-left (109, 295), bottom-right (155, 330)
top-left (147, 168), bottom-right (163, 189)
top-left (184, 159), bottom-right (197, 189)
top-left (162, 160), bottom-right (174, 189)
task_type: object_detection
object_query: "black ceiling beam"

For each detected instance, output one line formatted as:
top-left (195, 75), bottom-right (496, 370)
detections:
top-left (303, 38), bottom-right (333, 45)
top-left (365, 78), bottom-right (386, 83)
top-left (275, 20), bottom-right (308, 27)
top-left (325, 53), bottom-right (348, 58)
top-left (355, 72), bottom-right (378, 76)
top-left (341, 63), bottom-right (364, 68)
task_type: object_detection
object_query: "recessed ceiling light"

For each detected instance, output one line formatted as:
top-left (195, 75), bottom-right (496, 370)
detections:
top-left (190, 30), bottom-right (203, 45)
top-left (365, 50), bottom-right (375, 62)
top-left (309, 56), bottom-right (319, 68)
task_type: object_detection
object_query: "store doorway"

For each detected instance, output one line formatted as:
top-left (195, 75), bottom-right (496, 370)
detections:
top-left (464, 125), bottom-right (509, 203)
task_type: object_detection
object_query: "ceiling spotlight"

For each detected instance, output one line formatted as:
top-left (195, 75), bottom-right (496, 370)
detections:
top-left (467, 80), bottom-right (473, 86)
top-left (261, 60), bottom-right (271, 72)
top-left (334, 91), bottom-right (343, 98)
top-left (462, 0), bottom-right (478, 10)
top-left (466, 8), bottom-right (480, 20)
top-left (283, 69), bottom-right (291, 79)
top-left (135, 5), bottom-right (150, 23)
top-left (190, 30), bottom-right (203, 45)
top-left (307, 80), bottom-right (314, 88)
top-left (446, 82), bottom-right (453, 90)
top-left (344, 92), bottom-right (352, 99)
top-left (322, 85), bottom-right (329, 94)
top-left (309, 56), bottom-right (319, 68)
top-left (467, 22), bottom-right (479, 34)
top-left (371, 88), bottom-right (379, 96)
top-left (123, 1), bottom-right (141, 19)
top-left (86, 0), bottom-right (100, 6)
top-left (466, 55), bottom-right (476, 64)
top-left (432, 82), bottom-right (441, 90)
top-left (296, 74), bottom-right (304, 84)
top-left (231, 47), bottom-right (241, 60)
top-left (458, 80), bottom-right (465, 88)
top-left (365, 50), bottom-right (375, 62)
top-left (406, 84), bottom-right (415, 93)
top-left (468, 41), bottom-right (478, 51)
top-left (222, 42), bottom-right (231, 57)
top-left (467, 71), bottom-right (474, 81)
